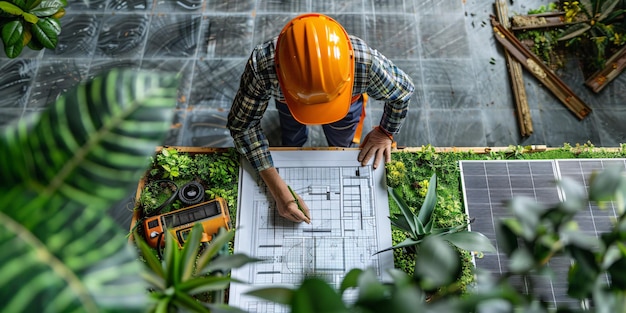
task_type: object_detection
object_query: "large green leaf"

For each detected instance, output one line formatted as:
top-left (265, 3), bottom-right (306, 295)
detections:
top-left (30, 0), bottom-right (64, 17)
top-left (245, 287), bottom-right (294, 305)
top-left (558, 23), bottom-right (592, 41)
top-left (588, 165), bottom-right (625, 203)
top-left (30, 17), bottom-right (57, 48)
top-left (1, 20), bottom-right (23, 46)
top-left (413, 236), bottom-right (460, 290)
top-left (0, 69), bottom-right (179, 312)
top-left (388, 186), bottom-right (417, 236)
top-left (291, 278), bottom-right (348, 313)
top-left (440, 230), bottom-right (496, 253)
top-left (0, 1), bottom-right (24, 15)
top-left (417, 173), bottom-right (437, 226)
top-left (598, 0), bottom-right (621, 21)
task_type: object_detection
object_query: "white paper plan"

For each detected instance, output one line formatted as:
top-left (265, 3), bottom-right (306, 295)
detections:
top-left (229, 149), bottom-right (394, 312)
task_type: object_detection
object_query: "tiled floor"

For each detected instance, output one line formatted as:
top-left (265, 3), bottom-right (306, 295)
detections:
top-left (2, 0), bottom-right (625, 224)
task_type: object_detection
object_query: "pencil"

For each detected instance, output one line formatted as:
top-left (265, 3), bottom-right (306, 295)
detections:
top-left (288, 185), bottom-right (310, 221)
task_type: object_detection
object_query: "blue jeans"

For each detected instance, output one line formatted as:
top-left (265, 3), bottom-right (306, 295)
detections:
top-left (276, 96), bottom-right (364, 147)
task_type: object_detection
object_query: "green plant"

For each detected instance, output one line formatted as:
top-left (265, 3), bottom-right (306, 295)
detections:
top-left (151, 147), bottom-right (195, 180)
top-left (0, 0), bottom-right (66, 58)
top-left (0, 68), bottom-right (179, 311)
top-left (381, 173), bottom-right (494, 254)
top-left (558, 0), bottom-right (626, 70)
top-left (385, 160), bottom-right (407, 188)
top-left (136, 223), bottom-right (259, 313)
top-left (195, 150), bottom-right (239, 186)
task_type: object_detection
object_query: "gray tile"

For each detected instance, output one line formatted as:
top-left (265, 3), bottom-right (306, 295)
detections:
top-left (422, 59), bottom-right (481, 109)
top-left (206, 0), bottom-right (256, 12)
top-left (256, 0), bottom-right (310, 13)
top-left (427, 109), bottom-right (487, 147)
top-left (415, 0), bottom-right (464, 15)
top-left (88, 59), bottom-right (142, 77)
top-left (364, 14), bottom-right (420, 59)
top-left (162, 109), bottom-right (188, 146)
top-left (472, 57), bottom-right (515, 109)
top-left (181, 109), bottom-right (233, 147)
top-left (482, 108), bottom-right (526, 146)
top-left (46, 13), bottom-right (101, 58)
top-left (366, 0), bottom-right (417, 14)
top-left (419, 13), bottom-right (470, 59)
top-left (464, 4), bottom-right (501, 60)
top-left (143, 14), bottom-right (202, 58)
top-left (154, 0), bottom-right (204, 12)
top-left (591, 109), bottom-right (626, 147)
top-left (332, 14), bottom-right (367, 40)
top-left (0, 59), bottom-right (37, 109)
top-left (313, 0), bottom-right (364, 13)
top-left (107, 0), bottom-right (152, 11)
top-left (539, 109), bottom-right (601, 147)
top-left (95, 13), bottom-right (150, 59)
top-left (189, 59), bottom-right (247, 110)
top-left (65, 0), bottom-right (109, 12)
top-left (201, 15), bottom-right (255, 58)
top-left (252, 14), bottom-right (293, 45)
top-left (27, 59), bottom-right (90, 109)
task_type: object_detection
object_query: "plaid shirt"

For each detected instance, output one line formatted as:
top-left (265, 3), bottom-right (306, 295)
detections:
top-left (227, 35), bottom-right (414, 172)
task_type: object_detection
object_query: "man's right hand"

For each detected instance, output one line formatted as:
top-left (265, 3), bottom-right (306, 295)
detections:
top-left (260, 167), bottom-right (311, 224)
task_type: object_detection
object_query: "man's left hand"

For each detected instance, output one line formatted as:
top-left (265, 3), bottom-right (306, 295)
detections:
top-left (357, 127), bottom-right (394, 169)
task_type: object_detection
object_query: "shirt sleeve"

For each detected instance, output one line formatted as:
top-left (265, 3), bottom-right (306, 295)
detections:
top-left (227, 46), bottom-right (275, 172)
top-left (366, 49), bottom-right (415, 135)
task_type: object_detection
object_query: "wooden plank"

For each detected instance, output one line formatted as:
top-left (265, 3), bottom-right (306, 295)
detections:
top-left (491, 17), bottom-right (592, 120)
top-left (585, 45), bottom-right (626, 93)
top-left (397, 145), bottom-right (548, 154)
top-left (510, 12), bottom-right (566, 31)
top-left (495, 0), bottom-right (533, 137)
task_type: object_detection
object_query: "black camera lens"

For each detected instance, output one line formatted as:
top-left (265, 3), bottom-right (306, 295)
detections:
top-left (179, 181), bottom-right (205, 205)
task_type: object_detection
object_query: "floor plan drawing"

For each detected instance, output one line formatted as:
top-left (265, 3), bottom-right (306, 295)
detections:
top-left (229, 150), bottom-right (393, 312)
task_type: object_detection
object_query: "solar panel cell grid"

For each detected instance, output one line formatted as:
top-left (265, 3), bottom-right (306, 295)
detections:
top-left (460, 159), bottom-right (626, 309)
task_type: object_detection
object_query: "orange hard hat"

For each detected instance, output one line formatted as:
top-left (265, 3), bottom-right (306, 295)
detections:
top-left (275, 13), bottom-right (354, 125)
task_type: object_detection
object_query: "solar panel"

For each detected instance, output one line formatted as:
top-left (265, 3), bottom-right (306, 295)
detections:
top-left (460, 159), bottom-right (626, 309)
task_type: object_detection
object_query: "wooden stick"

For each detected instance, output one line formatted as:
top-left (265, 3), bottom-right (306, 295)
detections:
top-left (495, 0), bottom-right (533, 136)
top-left (585, 45), bottom-right (626, 93)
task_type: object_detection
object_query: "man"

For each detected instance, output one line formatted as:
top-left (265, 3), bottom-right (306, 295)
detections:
top-left (227, 13), bottom-right (414, 224)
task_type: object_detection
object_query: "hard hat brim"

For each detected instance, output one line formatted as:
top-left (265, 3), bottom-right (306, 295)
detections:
top-left (283, 82), bottom-right (353, 125)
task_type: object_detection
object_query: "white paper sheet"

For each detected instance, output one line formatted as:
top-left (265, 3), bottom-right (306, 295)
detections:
top-left (228, 150), bottom-right (394, 312)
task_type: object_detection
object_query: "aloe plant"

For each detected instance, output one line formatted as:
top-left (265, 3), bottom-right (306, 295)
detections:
top-left (378, 173), bottom-right (495, 258)
top-left (0, 0), bottom-right (67, 58)
top-left (136, 224), bottom-right (259, 313)
top-left (0, 68), bottom-right (179, 312)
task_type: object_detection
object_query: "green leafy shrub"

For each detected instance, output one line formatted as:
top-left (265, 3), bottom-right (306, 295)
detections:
top-left (0, 0), bottom-right (67, 58)
top-left (151, 147), bottom-right (195, 180)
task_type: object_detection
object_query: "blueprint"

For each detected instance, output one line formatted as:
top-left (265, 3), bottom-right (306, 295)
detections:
top-left (229, 149), bottom-right (393, 312)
